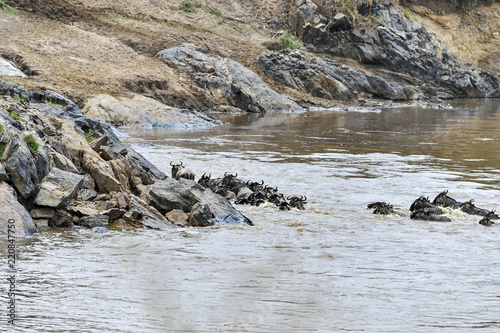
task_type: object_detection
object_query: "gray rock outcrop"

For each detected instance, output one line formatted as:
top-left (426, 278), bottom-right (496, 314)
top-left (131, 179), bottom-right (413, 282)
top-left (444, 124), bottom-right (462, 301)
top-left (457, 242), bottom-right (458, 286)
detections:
top-left (0, 181), bottom-right (38, 235)
top-left (1, 134), bottom-right (38, 199)
top-left (287, 0), bottom-right (499, 100)
top-left (84, 93), bottom-right (224, 128)
top-left (34, 167), bottom-right (85, 208)
top-left (157, 44), bottom-right (302, 113)
top-left (258, 49), bottom-right (410, 101)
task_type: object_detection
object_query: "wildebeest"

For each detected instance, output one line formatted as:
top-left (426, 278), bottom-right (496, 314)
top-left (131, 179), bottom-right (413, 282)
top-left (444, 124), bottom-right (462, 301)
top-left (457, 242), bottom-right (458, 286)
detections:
top-left (367, 201), bottom-right (406, 217)
top-left (411, 209), bottom-right (451, 222)
top-left (409, 196), bottom-right (443, 215)
top-left (368, 202), bottom-right (396, 215)
top-left (432, 190), bottom-right (461, 209)
top-left (287, 195), bottom-right (307, 210)
top-left (479, 216), bottom-right (494, 226)
top-left (170, 161), bottom-right (195, 181)
top-left (460, 199), bottom-right (495, 217)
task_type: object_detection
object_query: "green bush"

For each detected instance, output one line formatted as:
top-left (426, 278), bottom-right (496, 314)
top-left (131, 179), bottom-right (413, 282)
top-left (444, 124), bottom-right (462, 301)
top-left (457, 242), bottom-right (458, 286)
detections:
top-left (180, 0), bottom-right (193, 13)
top-left (0, 142), bottom-right (6, 158)
top-left (280, 32), bottom-right (303, 50)
top-left (9, 111), bottom-right (22, 121)
top-left (0, 124), bottom-right (5, 133)
top-left (85, 129), bottom-right (96, 143)
top-left (23, 134), bottom-right (39, 154)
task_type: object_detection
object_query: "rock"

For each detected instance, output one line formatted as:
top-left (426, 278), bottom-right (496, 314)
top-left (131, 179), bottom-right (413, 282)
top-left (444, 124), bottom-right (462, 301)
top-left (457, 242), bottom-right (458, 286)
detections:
top-left (84, 94), bottom-right (223, 128)
top-left (30, 208), bottom-right (55, 219)
top-left (165, 209), bottom-right (189, 224)
top-left (52, 151), bottom-right (79, 174)
top-left (80, 214), bottom-right (109, 228)
top-left (0, 181), bottom-right (38, 235)
top-left (33, 139), bottom-right (51, 181)
top-left (88, 135), bottom-right (108, 152)
top-left (114, 191), bottom-right (129, 210)
top-left (95, 200), bottom-right (117, 211)
top-left (33, 219), bottom-right (50, 228)
top-left (0, 163), bottom-right (9, 181)
top-left (145, 178), bottom-right (252, 226)
top-left (189, 203), bottom-right (214, 227)
top-left (103, 208), bottom-right (125, 220)
top-left (92, 226), bottom-right (109, 233)
top-left (144, 178), bottom-right (193, 213)
top-left (1, 134), bottom-right (38, 199)
top-left (68, 204), bottom-right (100, 216)
top-left (328, 13), bottom-right (353, 32)
top-left (125, 195), bottom-right (172, 230)
top-left (82, 151), bottom-right (122, 192)
top-left (34, 167), bottom-right (85, 208)
top-left (0, 57), bottom-right (27, 77)
top-left (258, 49), bottom-right (408, 101)
top-left (289, 2), bottom-right (500, 100)
top-left (181, 179), bottom-right (253, 225)
top-left (157, 44), bottom-right (301, 113)
top-left (49, 209), bottom-right (74, 227)
top-left (77, 188), bottom-right (97, 201)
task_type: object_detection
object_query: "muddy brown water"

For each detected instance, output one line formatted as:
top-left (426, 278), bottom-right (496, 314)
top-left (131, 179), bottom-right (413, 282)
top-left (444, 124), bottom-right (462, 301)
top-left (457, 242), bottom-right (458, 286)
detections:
top-left (2, 99), bottom-right (500, 332)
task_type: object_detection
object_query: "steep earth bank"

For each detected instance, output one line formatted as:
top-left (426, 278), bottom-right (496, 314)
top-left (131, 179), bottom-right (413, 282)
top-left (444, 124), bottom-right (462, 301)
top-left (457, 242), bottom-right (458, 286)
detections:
top-left (0, 0), bottom-right (498, 116)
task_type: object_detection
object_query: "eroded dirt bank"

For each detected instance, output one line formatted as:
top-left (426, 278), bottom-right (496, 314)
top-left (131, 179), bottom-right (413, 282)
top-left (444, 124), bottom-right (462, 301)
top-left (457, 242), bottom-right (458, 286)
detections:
top-left (0, 0), bottom-right (498, 113)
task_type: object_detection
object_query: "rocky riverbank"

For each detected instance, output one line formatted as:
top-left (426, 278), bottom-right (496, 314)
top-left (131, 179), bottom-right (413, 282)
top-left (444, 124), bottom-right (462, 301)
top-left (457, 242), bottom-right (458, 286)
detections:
top-left (0, 80), bottom-right (251, 235)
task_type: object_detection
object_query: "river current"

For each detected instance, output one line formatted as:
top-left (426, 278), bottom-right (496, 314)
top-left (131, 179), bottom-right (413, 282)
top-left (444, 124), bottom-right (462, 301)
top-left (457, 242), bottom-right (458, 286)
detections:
top-left (2, 99), bottom-right (500, 332)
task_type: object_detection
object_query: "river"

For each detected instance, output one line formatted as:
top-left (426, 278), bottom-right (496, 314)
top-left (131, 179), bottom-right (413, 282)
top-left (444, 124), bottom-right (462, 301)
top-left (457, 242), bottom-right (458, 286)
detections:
top-left (3, 99), bottom-right (500, 332)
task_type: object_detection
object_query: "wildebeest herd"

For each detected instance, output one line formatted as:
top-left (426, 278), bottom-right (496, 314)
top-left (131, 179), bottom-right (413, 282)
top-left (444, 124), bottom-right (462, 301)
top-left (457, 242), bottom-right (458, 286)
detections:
top-left (368, 190), bottom-right (498, 226)
top-left (170, 161), bottom-right (307, 211)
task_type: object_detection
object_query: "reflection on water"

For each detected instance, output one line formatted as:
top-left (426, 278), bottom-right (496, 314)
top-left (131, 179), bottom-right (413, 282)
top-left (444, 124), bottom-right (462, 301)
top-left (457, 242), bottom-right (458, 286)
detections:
top-left (2, 99), bottom-right (500, 332)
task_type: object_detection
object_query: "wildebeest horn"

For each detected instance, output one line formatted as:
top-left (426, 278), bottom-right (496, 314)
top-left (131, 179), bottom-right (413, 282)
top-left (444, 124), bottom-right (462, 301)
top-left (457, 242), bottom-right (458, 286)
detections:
top-left (180, 161), bottom-right (184, 166)
top-left (224, 172), bottom-right (229, 177)
top-left (170, 161), bottom-right (174, 166)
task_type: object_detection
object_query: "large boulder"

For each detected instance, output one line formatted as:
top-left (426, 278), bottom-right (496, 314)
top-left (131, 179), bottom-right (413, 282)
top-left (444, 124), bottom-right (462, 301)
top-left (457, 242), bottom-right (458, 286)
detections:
top-left (0, 182), bottom-right (38, 235)
top-left (34, 167), bottom-right (85, 208)
top-left (1, 134), bottom-right (38, 199)
top-left (157, 44), bottom-right (302, 113)
top-left (144, 178), bottom-right (252, 226)
top-left (84, 94), bottom-right (223, 128)
top-left (258, 49), bottom-right (409, 101)
top-left (125, 195), bottom-right (173, 230)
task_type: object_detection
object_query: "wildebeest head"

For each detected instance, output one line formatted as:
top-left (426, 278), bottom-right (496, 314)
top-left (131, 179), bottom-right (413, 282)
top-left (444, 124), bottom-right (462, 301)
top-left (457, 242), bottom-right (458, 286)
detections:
top-left (371, 202), bottom-right (395, 215)
top-left (287, 195), bottom-right (307, 210)
top-left (198, 173), bottom-right (211, 188)
top-left (247, 180), bottom-right (264, 192)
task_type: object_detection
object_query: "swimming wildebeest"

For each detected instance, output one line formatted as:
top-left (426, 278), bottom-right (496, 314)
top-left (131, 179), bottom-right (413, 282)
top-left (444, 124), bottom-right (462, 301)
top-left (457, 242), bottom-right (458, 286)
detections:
top-left (409, 196), bottom-right (443, 215)
top-left (410, 209), bottom-right (451, 222)
top-left (459, 200), bottom-right (498, 218)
